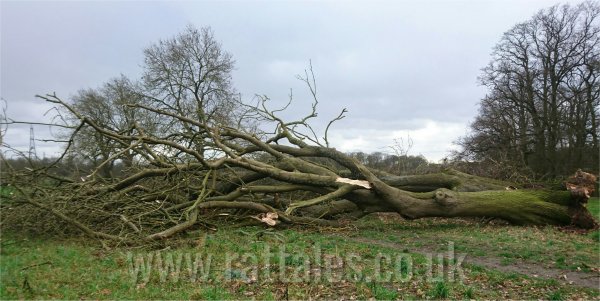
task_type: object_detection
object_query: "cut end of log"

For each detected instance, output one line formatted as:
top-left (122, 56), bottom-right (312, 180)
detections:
top-left (565, 169), bottom-right (597, 204)
top-left (335, 177), bottom-right (372, 189)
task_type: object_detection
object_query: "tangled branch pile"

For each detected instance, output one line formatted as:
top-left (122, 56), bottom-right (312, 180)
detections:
top-left (2, 88), bottom-right (597, 244)
top-left (1, 26), bottom-right (597, 245)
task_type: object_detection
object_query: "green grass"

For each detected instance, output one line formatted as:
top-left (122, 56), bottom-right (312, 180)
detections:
top-left (548, 289), bottom-right (565, 301)
top-left (0, 185), bottom-right (14, 199)
top-left (429, 281), bottom-right (450, 299)
top-left (463, 286), bottom-right (475, 299)
top-left (194, 286), bottom-right (232, 300)
top-left (1, 223), bottom-right (599, 300)
top-left (1, 199), bottom-right (599, 299)
top-left (587, 197), bottom-right (600, 218)
top-left (367, 282), bottom-right (398, 300)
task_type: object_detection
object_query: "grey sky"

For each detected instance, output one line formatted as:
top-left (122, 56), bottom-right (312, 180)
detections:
top-left (1, 0), bottom-right (574, 161)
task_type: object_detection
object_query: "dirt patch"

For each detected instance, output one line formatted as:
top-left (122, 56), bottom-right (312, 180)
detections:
top-left (341, 236), bottom-right (600, 290)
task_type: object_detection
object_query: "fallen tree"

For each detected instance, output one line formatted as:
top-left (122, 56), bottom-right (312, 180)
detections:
top-left (1, 77), bottom-right (598, 244)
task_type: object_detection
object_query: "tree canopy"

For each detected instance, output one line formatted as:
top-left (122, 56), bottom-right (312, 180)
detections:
top-left (457, 2), bottom-right (600, 178)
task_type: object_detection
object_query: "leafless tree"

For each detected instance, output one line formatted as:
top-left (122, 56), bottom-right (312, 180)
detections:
top-left (64, 26), bottom-right (241, 176)
top-left (142, 25), bottom-right (239, 141)
top-left (458, 1), bottom-right (600, 177)
top-left (66, 75), bottom-right (152, 178)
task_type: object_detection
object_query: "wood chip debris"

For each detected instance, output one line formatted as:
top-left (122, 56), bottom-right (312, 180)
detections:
top-left (335, 177), bottom-right (372, 189)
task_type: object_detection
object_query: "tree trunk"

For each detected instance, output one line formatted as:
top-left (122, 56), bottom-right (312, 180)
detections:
top-left (298, 166), bottom-right (597, 229)
top-left (5, 93), bottom-right (596, 245)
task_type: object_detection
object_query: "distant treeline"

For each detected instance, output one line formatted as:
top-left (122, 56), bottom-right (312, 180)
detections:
top-left (456, 2), bottom-right (599, 178)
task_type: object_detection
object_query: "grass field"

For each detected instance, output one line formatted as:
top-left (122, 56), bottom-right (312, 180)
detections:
top-left (1, 198), bottom-right (598, 300)
top-left (0, 185), bottom-right (13, 198)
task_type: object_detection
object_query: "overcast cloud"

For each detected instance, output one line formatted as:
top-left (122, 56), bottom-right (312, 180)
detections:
top-left (0, 0), bottom-right (577, 161)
